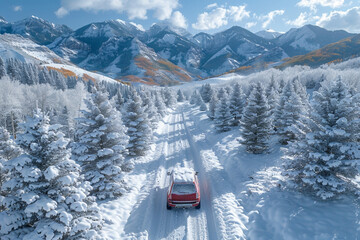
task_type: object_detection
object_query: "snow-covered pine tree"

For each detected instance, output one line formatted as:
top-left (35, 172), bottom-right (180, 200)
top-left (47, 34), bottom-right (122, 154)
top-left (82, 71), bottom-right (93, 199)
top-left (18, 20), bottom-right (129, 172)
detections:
top-left (0, 127), bottom-right (22, 208)
top-left (208, 94), bottom-right (218, 120)
top-left (142, 91), bottom-right (159, 129)
top-left (190, 90), bottom-right (198, 105)
top-left (163, 87), bottom-right (177, 108)
top-left (155, 91), bottom-right (167, 118)
top-left (279, 89), bottom-right (307, 144)
top-left (292, 77), bottom-right (310, 111)
top-left (124, 90), bottom-right (152, 156)
top-left (199, 97), bottom-right (207, 111)
top-left (0, 110), bottom-right (103, 239)
top-left (57, 106), bottom-right (71, 138)
top-left (0, 127), bottom-right (22, 161)
top-left (217, 87), bottom-right (227, 100)
top-left (265, 77), bottom-right (279, 123)
top-left (200, 83), bottom-right (214, 103)
top-left (0, 57), bottom-right (5, 79)
top-left (114, 89), bottom-right (125, 112)
top-left (241, 82), bottom-right (271, 154)
top-left (73, 86), bottom-right (130, 200)
top-left (273, 81), bottom-right (293, 134)
top-left (229, 83), bottom-right (245, 126)
top-left (177, 89), bottom-right (185, 102)
top-left (283, 77), bottom-right (360, 200)
top-left (214, 94), bottom-right (232, 132)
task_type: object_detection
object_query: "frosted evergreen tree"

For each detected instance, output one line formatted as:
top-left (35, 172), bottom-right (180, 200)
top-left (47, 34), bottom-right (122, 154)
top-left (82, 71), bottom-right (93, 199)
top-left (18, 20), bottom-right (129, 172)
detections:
top-left (73, 86), bottom-right (130, 200)
top-left (265, 77), bottom-right (279, 123)
top-left (142, 91), bottom-right (159, 129)
top-left (208, 95), bottom-right (218, 120)
top-left (155, 91), bottom-right (167, 118)
top-left (200, 83), bottom-right (214, 103)
top-left (278, 78), bottom-right (286, 94)
top-left (0, 127), bottom-right (22, 206)
top-left (114, 89), bottom-right (125, 112)
top-left (217, 87), bottom-right (227, 100)
top-left (124, 90), bottom-right (152, 156)
top-left (283, 77), bottom-right (360, 200)
top-left (199, 97), bottom-right (207, 111)
top-left (0, 57), bottom-right (5, 79)
top-left (229, 83), bottom-right (245, 126)
top-left (241, 83), bottom-right (271, 154)
top-left (214, 95), bottom-right (232, 132)
top-left (273, 81), bottom-right (293, 133)
top-left (190, 90), bottom-right (199, 105)
top-left (279, 90), bottom-right (307, 145)
top-left (58, 106), bottom-right (71, 138)
top-left (163, 87), bottom-right (177, 108)
top-left (177, 89), bottom-right (185, 102)
top-left (0, 127), bottom-right (22, 161)
top-left (225, 86), bottom-right (232, 96)
top-left (266, 86), bottom-right (279, 126)
top-left (293, 77), bottom-right (310, 111)
top-left (0, 110), bottom-right (103, 239)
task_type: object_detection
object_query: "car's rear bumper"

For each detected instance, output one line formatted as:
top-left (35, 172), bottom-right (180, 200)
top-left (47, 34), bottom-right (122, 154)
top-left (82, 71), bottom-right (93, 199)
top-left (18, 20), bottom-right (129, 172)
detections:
top-left (168, 200), bottom-right (200, 208)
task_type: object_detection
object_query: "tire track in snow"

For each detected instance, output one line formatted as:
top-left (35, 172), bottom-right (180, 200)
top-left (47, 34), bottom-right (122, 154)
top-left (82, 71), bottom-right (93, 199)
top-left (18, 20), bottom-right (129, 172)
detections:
top-left (124, 108), bottom-right (212, 240)
top-left (179, 107), bottom-right (218, 240)
top-left (181, 104), bottom-right (248, 240)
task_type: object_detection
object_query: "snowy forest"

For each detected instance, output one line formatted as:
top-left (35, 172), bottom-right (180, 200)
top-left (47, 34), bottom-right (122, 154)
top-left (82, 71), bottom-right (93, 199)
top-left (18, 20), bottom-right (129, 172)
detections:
top-left (1, 55), bottom-right (360, 239)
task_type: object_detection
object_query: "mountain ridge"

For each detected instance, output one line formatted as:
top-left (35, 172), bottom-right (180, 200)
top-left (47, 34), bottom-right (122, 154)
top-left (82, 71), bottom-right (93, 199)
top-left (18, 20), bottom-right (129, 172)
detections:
top-left (0, 15), bottom-right (357, 85)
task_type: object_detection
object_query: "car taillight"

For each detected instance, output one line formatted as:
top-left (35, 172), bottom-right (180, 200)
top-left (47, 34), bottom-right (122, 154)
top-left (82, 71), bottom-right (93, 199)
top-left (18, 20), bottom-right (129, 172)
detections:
top-left (196, 192), bottom-right (199, 199)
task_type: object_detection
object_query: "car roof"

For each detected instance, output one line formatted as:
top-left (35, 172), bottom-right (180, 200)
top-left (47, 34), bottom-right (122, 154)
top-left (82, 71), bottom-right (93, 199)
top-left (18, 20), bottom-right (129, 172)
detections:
top-left (172, 167), bottom-right (196, 183)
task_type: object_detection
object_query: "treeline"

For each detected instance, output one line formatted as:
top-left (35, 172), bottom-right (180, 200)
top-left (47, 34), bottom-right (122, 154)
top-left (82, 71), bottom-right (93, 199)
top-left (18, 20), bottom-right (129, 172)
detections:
top-left (190, 75), bottom-right (360, 201)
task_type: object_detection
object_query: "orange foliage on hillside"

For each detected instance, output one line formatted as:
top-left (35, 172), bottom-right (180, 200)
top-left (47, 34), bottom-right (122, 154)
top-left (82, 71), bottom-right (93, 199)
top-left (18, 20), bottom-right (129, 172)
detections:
top-left (134, 56), bottom-right (192, 83)
top-left (83, 73), bottom-right (96, 83)
top-left (47, 67), bottom-right (77, 78)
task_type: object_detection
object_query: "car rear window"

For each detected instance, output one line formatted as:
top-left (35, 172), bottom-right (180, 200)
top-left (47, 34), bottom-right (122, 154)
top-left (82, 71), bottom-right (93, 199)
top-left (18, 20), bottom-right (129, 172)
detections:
top-left (172, 183), bottom-right (196, 194)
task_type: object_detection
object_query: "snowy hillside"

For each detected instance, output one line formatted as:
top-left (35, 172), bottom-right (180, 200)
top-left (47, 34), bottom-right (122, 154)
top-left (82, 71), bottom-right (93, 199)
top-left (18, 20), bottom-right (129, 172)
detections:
top-left (256, 29), bottom-right (283, 39)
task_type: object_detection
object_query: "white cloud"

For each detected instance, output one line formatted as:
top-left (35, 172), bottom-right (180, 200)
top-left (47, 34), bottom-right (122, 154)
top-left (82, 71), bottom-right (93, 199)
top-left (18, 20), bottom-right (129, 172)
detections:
top-left (192, 7), bottom-right (228, 30)
top-left (287, 12), bottom-right (310, 26)
top-left (169, 11), bottom-right (187, 29)
top-left (228, 5), bottom-right (250, 22)
top-left (55, 0), bottom-right (179, 20)
top-left (55, 7), bottom-right (68, 17)
top-left (262, 10), bottom-right (285, 29)
top-left (13, 6), bottom-right (22, 12)
top-left (297, 0), bottom-right (344, 11)
top-left (206, 3), bottom-right (218, 9)
top-left (246, 22), bottom-right (257, 29)
top-left (316, 6), bottom-right (360, 32)
top-left (192, 5), bottom-right (249, 30)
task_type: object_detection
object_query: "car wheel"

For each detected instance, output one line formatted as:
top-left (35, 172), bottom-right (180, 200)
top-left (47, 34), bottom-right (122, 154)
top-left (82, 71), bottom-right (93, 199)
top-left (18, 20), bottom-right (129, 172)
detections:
top-left (167, 202), bottom-right (172, 210)
top-left (195, 201), bottom-right (201, 209)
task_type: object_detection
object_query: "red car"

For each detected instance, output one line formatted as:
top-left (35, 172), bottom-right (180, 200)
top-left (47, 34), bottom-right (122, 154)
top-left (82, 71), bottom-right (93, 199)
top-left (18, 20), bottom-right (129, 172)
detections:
top-left (166, 168), bottom-right (201, 210)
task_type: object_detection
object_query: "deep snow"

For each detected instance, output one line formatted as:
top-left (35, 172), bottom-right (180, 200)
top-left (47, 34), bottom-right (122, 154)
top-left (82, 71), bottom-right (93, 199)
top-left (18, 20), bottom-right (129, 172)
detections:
top-left (99, 102), bottom-right (360, 240)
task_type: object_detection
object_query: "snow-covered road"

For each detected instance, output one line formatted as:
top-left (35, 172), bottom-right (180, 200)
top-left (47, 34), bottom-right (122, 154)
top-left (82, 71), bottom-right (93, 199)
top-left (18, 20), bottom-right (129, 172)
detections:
top-left (100, 103), bottom-right (247, 239)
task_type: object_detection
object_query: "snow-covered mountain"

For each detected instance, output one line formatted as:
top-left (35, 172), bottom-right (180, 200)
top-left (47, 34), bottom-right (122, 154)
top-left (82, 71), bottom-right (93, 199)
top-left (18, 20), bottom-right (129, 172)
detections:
top-left (275, 24), bottom-right (354, 57)
top-left (1, 15), bottom-right (356, 84)
top-left (256, 29), bottom-right (283, 39)
top-left (0, 34), bottom-right (122, 84)
top-left (145, 26), bottom-right (205, 76)
top-left (0, 33), bottom-right (69, 64)
top-left (278, 33), bottom-right (360, 69)
top-left (49, 20), bottom-right (193, 85)
top-left (198, 26), bottom-right (284, 75)
top-left (0, 15), bottom-right (72, 45)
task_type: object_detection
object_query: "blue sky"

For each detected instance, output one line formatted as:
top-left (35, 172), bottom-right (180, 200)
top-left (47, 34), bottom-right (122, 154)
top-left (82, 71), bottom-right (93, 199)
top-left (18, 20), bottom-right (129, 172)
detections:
top-left (1, 0), bottom-right (360, 34)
